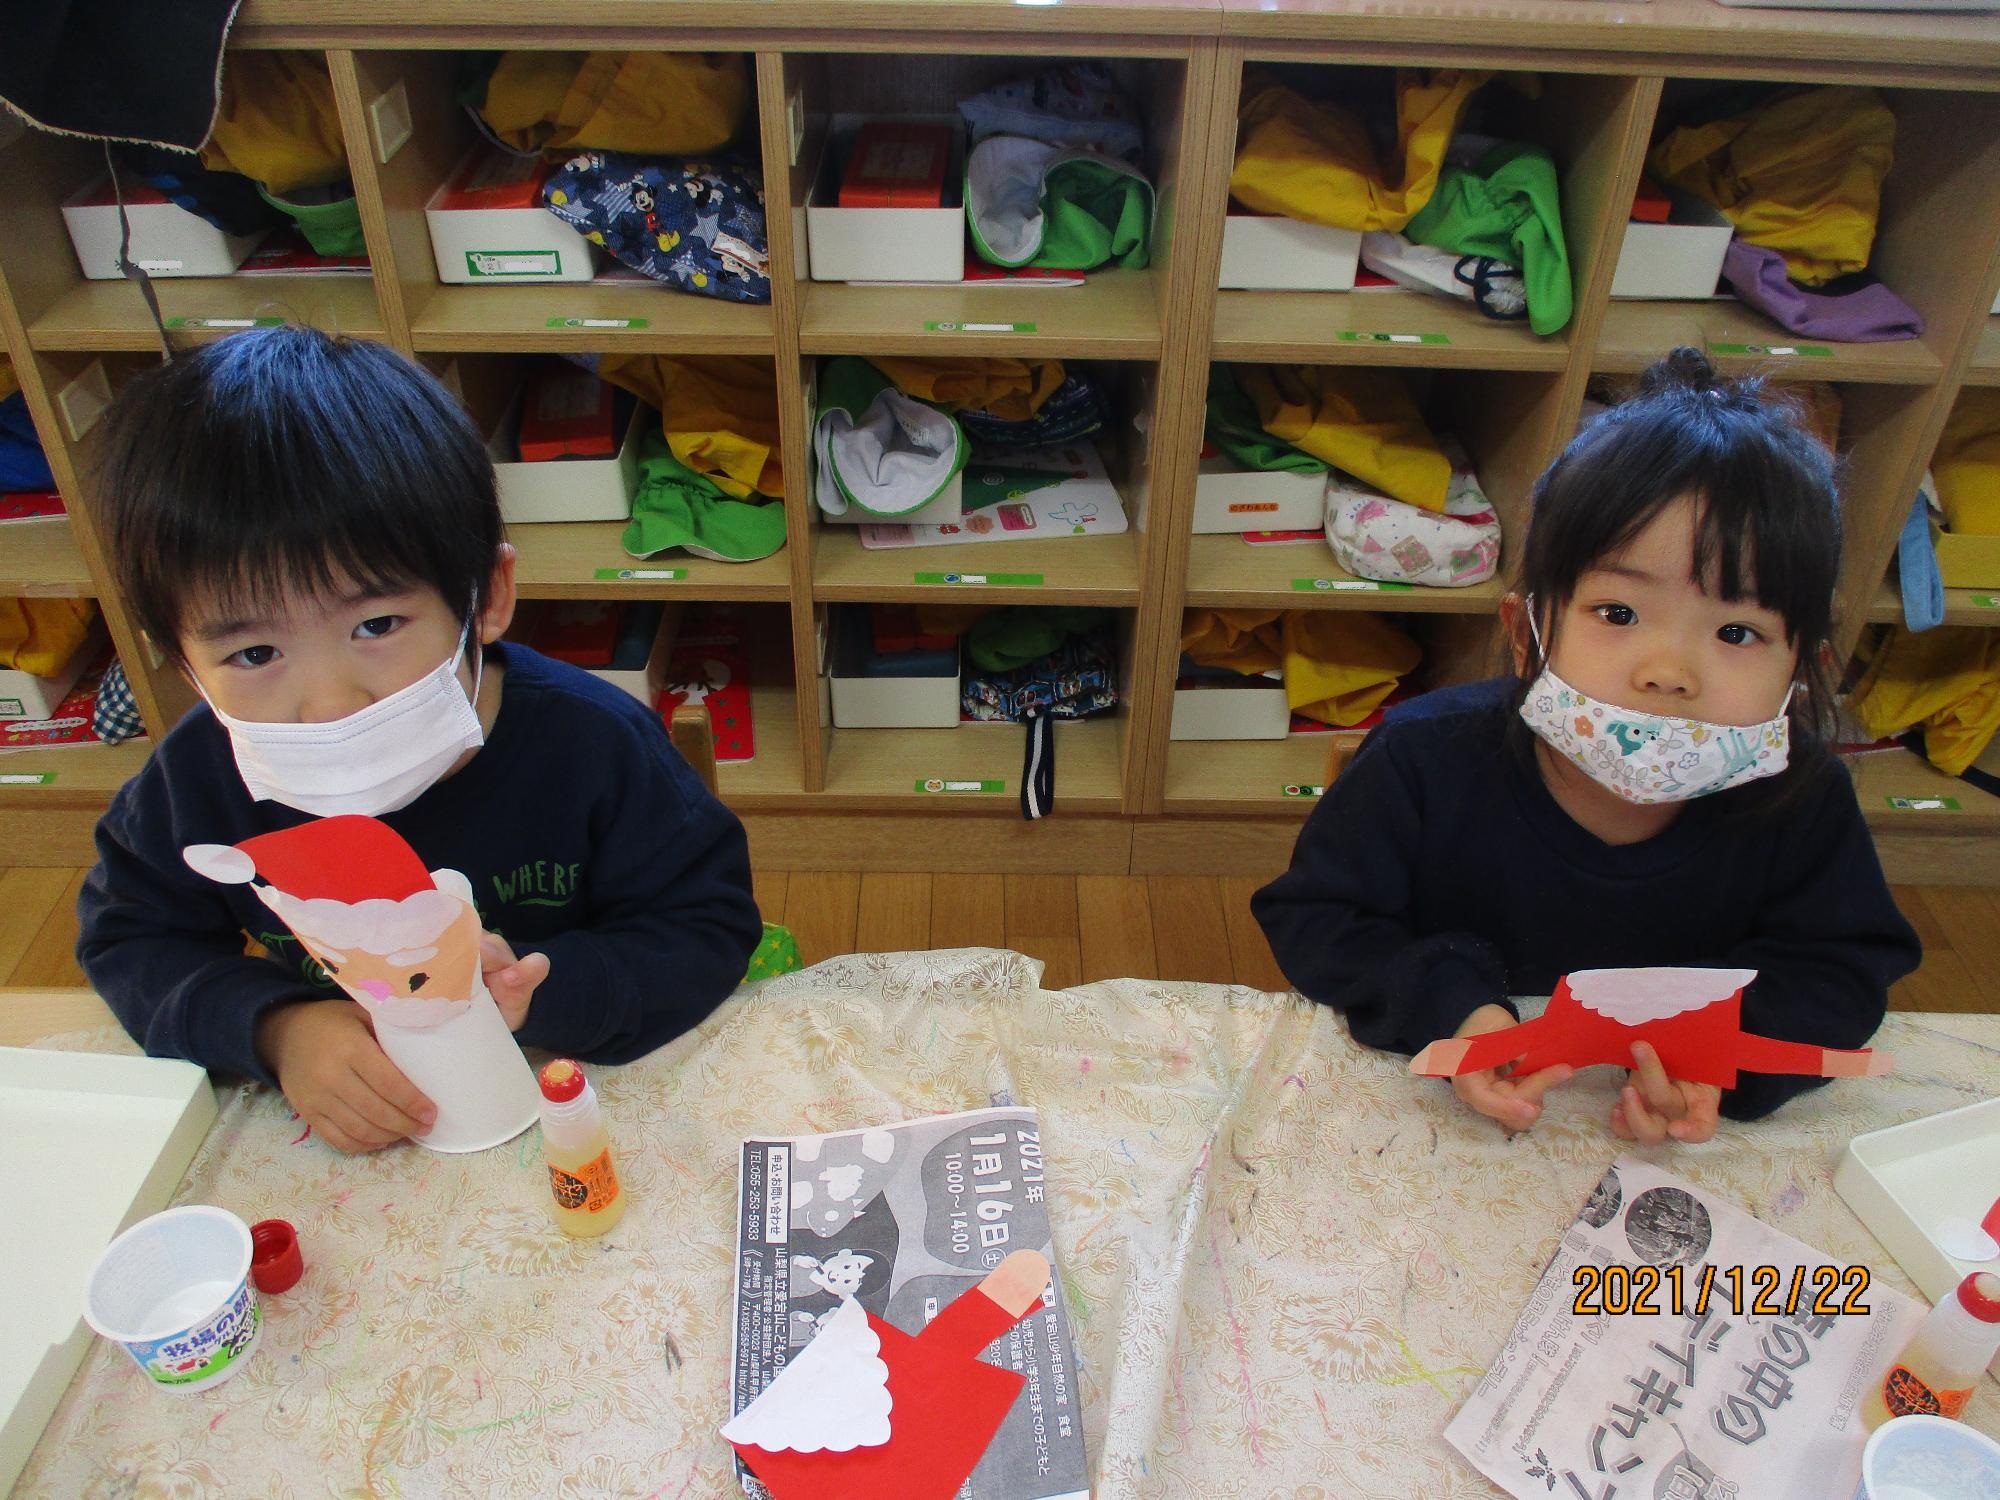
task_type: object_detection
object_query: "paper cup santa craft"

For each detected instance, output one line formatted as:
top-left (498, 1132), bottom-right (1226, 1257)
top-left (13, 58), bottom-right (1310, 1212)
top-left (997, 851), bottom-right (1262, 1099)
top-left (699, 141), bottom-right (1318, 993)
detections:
top-left (722, 1249), bottom-right (1052, 1500)
top-left (184, 815), bottom-right (542, 1153)
top-left (1410, 966), bottom-right (1893, 1088)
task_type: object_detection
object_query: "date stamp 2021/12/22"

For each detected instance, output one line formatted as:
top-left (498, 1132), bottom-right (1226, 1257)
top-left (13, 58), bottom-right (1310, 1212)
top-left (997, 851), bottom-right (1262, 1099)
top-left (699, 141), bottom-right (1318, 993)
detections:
top-left (1573, 1263), bottom-right (1871, 1318)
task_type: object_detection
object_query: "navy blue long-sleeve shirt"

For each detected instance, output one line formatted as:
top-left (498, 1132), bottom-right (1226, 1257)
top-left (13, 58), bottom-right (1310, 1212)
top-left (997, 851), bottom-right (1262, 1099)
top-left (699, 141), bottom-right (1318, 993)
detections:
top-left (77, 641), bottom-right (762, 1084)
top-left (1252, 678), bottom-right (1921, 1120)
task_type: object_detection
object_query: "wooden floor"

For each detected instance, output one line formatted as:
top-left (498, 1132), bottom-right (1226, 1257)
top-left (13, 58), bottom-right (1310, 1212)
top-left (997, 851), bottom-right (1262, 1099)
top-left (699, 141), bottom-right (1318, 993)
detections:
top-left (7, 865), bottom-right (1995, 1013)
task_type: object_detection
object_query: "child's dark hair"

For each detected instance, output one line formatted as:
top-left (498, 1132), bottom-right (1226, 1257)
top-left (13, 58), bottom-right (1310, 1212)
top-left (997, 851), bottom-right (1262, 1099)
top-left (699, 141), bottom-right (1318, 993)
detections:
top-left (1512, 347), bottom-right (1843, 785)
top-left (92, 327), bottom-right (500, 664)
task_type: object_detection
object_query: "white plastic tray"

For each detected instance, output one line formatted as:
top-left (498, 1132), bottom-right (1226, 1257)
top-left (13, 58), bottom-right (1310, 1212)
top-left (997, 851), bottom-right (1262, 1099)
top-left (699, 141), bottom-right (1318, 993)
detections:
top-left (0, 1049), bottom-right (217, 1496)
top-left (1835, 1096), bottom-right (2000, 1313)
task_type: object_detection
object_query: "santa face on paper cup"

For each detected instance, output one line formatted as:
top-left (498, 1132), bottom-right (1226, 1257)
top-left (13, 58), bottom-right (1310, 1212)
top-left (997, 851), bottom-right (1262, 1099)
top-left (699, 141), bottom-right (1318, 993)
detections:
top-left (83, 1205), bottom-right (262, 1391)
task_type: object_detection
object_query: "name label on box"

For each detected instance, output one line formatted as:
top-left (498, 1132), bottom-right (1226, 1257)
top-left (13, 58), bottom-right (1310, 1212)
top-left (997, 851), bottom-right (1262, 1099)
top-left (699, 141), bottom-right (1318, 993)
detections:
top-left (1709, 340), bottom-right (1832, 359)
top-left (469, 250), bottom-right (563, 277)
top-left (1337, 331), bottom-right (1448, 346)
top-left (1971, 595), bottom-right (1996, 609)
top-left (1282, 783), bottom-right (1323, 798)
top-left (0, 773), bottom-right (55, 785)
top-left (917, 778), bottom-right (1004, 794)
top-left (1291, 578), bottom-right (1414, 593)
top-left (914, 571), bottom-right (1044, 587)
top-left (923, 321), bottom-right (1036, 334)
top-left (165, 316), bottom-right (283, 330)
top-left (595, 567), bottom-right (684, 581)
top-left (548, 316), bottom-right (650, 330)
top-left (1885, 795), bottom-right (1960, 811)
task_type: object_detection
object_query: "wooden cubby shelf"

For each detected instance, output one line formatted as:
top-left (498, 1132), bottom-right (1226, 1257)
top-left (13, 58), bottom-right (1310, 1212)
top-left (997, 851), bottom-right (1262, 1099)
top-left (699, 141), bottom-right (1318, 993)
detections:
top-left (0, 520), bottom-right (94, 597)
top-left (1865, 580), bottom-right (2000, 631)
top-left (0, 4), bottom-right (1995, 881)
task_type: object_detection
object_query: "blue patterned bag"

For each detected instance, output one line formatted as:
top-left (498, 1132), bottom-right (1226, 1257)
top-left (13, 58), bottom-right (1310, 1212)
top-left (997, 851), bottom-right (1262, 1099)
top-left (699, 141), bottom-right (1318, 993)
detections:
top-left (543, 151), bottom-right (770, 304)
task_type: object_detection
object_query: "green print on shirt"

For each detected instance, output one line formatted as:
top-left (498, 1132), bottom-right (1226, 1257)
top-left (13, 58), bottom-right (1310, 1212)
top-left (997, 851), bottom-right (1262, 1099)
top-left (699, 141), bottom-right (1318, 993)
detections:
top-left (491, 860), bottom-right (583, 909)
top-left (255, 930), bottom-right (335, 989)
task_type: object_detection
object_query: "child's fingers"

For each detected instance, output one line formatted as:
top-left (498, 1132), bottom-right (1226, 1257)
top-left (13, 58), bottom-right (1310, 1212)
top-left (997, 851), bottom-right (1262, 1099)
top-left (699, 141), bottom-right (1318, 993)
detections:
top-left (1507, 1064), bottom-right (1573, 1109)
top-left (349, 1050), bottom-right (436, 1136)
top-left (1619, 1084), bottom-right (1670, 1146)
top-left (1454, 1071), bottom-right (1540, 1131)
top-left (1668, 1088), bottom-right (1722, 1143)
top-left (318, 1097), bottom-right (399, 1152)
top-left (478, 930), bottom-right (518, 970)
top-left (1627, 1043), bottom-right (1687, 1118)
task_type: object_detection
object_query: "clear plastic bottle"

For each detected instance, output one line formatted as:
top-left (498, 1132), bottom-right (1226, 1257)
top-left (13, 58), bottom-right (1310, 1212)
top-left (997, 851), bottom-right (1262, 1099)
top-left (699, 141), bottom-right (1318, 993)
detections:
top-left (1864, 1271), bottom-right (2000, 1429)
top-left (537, 1059), bottom-right (626, 1237)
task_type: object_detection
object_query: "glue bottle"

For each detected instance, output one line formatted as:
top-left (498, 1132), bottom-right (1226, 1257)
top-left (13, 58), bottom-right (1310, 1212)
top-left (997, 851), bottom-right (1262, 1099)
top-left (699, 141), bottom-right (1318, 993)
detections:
top-left (537, 1058), bottom-right (626, 1237)
top-left (1864, 1271), bottom-right (2000, 1428)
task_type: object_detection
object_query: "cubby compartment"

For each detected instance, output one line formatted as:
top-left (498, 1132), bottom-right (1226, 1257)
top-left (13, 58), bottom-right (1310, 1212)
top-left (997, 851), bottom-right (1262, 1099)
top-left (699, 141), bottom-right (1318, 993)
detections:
top-left (1596, 81), bottom-right (2000, 387)
top-left (1184, 363), bottom-right (1558, 615)
top-left (805, 357), bottom-right (1156, 606)
top-left (426, 352), bottom-right (792, 601)
top-left (817, 603), bottom-right (1140, 812)
top-left (2, 101), bottom-right (383, 352)
top-left (1161, 608), bottom-right (1499, 811)
top-left (781, 50), bottom-right (1197, 362)
top-left (1211, 64), bottom-right (1650, 371)
top-left (345, 49), bottom-right (773, 353)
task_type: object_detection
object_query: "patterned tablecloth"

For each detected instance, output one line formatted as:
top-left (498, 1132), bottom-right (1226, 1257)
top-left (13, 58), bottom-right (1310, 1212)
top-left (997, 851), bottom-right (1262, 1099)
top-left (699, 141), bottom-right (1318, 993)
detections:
top-left (17, 948), bottom-right (2000, 1498)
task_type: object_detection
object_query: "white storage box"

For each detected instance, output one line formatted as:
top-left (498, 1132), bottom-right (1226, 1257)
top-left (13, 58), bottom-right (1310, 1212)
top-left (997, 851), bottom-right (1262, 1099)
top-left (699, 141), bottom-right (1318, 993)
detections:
top-left (828, 607), bottom-right (961, 729)
top-left (426, 148), bottom-right (600, 285)
top-left (489, 396), bottom-right (644, 525)
top-left (1192, 454), bottom-right (1327, 534)
top-left (1170, 671), bottom-right (1291, 740)
top-left (584, 603), bottom-right (677, 705)
top-left (1835, 1097), bottom-right (2000, 1342)
top-left (1610, 195), bottom-right (1735, 300)
top-left (0, 629), bottom-right (99, 721)
top-left (62, 178), bottom-right (262, 280)
top-left (0, 1049), bottom-right (217, 1495)
top-left (807, 119), bottom-right (965, 284)
top-left (1218, 214), bottom-right (1361, 292)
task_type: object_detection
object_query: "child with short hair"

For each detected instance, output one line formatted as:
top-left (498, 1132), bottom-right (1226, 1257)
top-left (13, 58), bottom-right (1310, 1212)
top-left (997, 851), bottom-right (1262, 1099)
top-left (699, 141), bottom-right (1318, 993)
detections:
top-left (77, 327), bottom-right (762, 1152)
top-left (1254, 348), bottom-right (1919, 1141)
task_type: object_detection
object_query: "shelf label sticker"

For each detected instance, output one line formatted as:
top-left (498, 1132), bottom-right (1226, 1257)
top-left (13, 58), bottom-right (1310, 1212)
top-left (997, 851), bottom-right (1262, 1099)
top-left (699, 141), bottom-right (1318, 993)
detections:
top-left (594, 567), bottom-right (684, 580)
top-left (547, 316), bottom-right (649, 330)
top-left (1291, 578), bottom-right (1414, 593)
top-left (1971, 594), bottom-right (1997, 609)
top-left (913, 571), bottom-right (1044, 587)
top-left (165, 316), bottom-right (282, 330)
top-left (917, 778), bottom-right (1004, 794)
top-left (1337, 331), bottom-right (1449, 346)
top-left (1709, 341), bottom-right (1832, 359)
top-left (1282, 783), bottom-right (1323, 798)
top-left (1885, 795), bottom-right (1960, 811)
top-left (469, 250), bottom-right (563, 278)
top-left (0, 773), bottom-right (54, 785)
top-left (923, 320), bottom-right (1036, 334)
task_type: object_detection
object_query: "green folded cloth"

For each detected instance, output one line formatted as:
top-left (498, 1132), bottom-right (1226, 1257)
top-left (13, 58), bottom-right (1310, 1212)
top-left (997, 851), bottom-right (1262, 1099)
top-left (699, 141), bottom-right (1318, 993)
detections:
top-left (257, 183), bottom-right (367, 257)
top-left (966, 137), bottom-right (1152, 271)
top-left (1207, 365), bottom-right (1328, 474)
top-left (967, 606), bottom-right (1109, 673)
top-left (623, 432), bottom-right (788, 561)
top-left (1404, 142), bottom-right (1571, 335)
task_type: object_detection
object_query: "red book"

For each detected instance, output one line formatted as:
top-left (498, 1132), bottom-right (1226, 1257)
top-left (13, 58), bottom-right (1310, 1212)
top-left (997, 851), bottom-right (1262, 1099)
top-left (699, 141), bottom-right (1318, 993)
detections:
top-left (658, 606), bottom-right (755, 762)
top-left (517, 363), bottom-right (616, 462)
top-left (512, 601), bottom-right (624, 667)
top-left (0, 492), bottom-right (65, 523)
top-left (435, 149), bottom-right (555, 212)
top-left (839, 123), bottom-right (953, 209)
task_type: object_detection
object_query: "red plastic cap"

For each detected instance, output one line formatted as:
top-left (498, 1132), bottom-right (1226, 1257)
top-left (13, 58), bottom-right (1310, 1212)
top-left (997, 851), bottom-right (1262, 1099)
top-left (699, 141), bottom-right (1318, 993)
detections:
top-left (250, 1218), bottom-right (304, 1295)
top-left (539, 1058), bottom-right (585, 1103)
top-left (1957, 1271), bottom-right (2000, 1323)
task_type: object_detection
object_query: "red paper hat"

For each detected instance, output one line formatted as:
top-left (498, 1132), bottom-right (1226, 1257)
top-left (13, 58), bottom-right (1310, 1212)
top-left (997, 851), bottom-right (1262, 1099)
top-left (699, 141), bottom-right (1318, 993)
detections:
top-left (183, 815), bottom-right (435, 904)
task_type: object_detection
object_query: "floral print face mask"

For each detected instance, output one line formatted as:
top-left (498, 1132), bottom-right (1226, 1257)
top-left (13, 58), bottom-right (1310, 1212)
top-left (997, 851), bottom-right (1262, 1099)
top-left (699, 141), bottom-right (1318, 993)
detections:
top-left (1517, 603), bottom-right (1795, 806)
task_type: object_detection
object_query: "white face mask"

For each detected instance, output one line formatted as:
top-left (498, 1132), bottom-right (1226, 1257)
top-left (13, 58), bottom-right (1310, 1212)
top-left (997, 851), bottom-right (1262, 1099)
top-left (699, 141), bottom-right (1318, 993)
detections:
top-left (1517, 602), bottom-right (1793, 806)
top-left (205, 629), bottom-right (485, 817)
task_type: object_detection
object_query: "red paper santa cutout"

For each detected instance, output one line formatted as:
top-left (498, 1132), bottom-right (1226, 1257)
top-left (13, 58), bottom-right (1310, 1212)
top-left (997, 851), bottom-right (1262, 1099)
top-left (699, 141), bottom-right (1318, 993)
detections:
top-left (722, 1249), bottom-right (1050, 1500)
top-left (183, 815), bottom-right (541, 1152)
top-left (1409, 967), bottom-right (1892, 1090)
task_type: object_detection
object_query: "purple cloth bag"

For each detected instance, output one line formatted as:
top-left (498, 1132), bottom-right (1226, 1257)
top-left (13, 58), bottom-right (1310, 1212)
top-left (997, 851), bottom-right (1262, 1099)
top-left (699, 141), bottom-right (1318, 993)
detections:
top-left (1723, 240), bottom-right (1924, 343)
